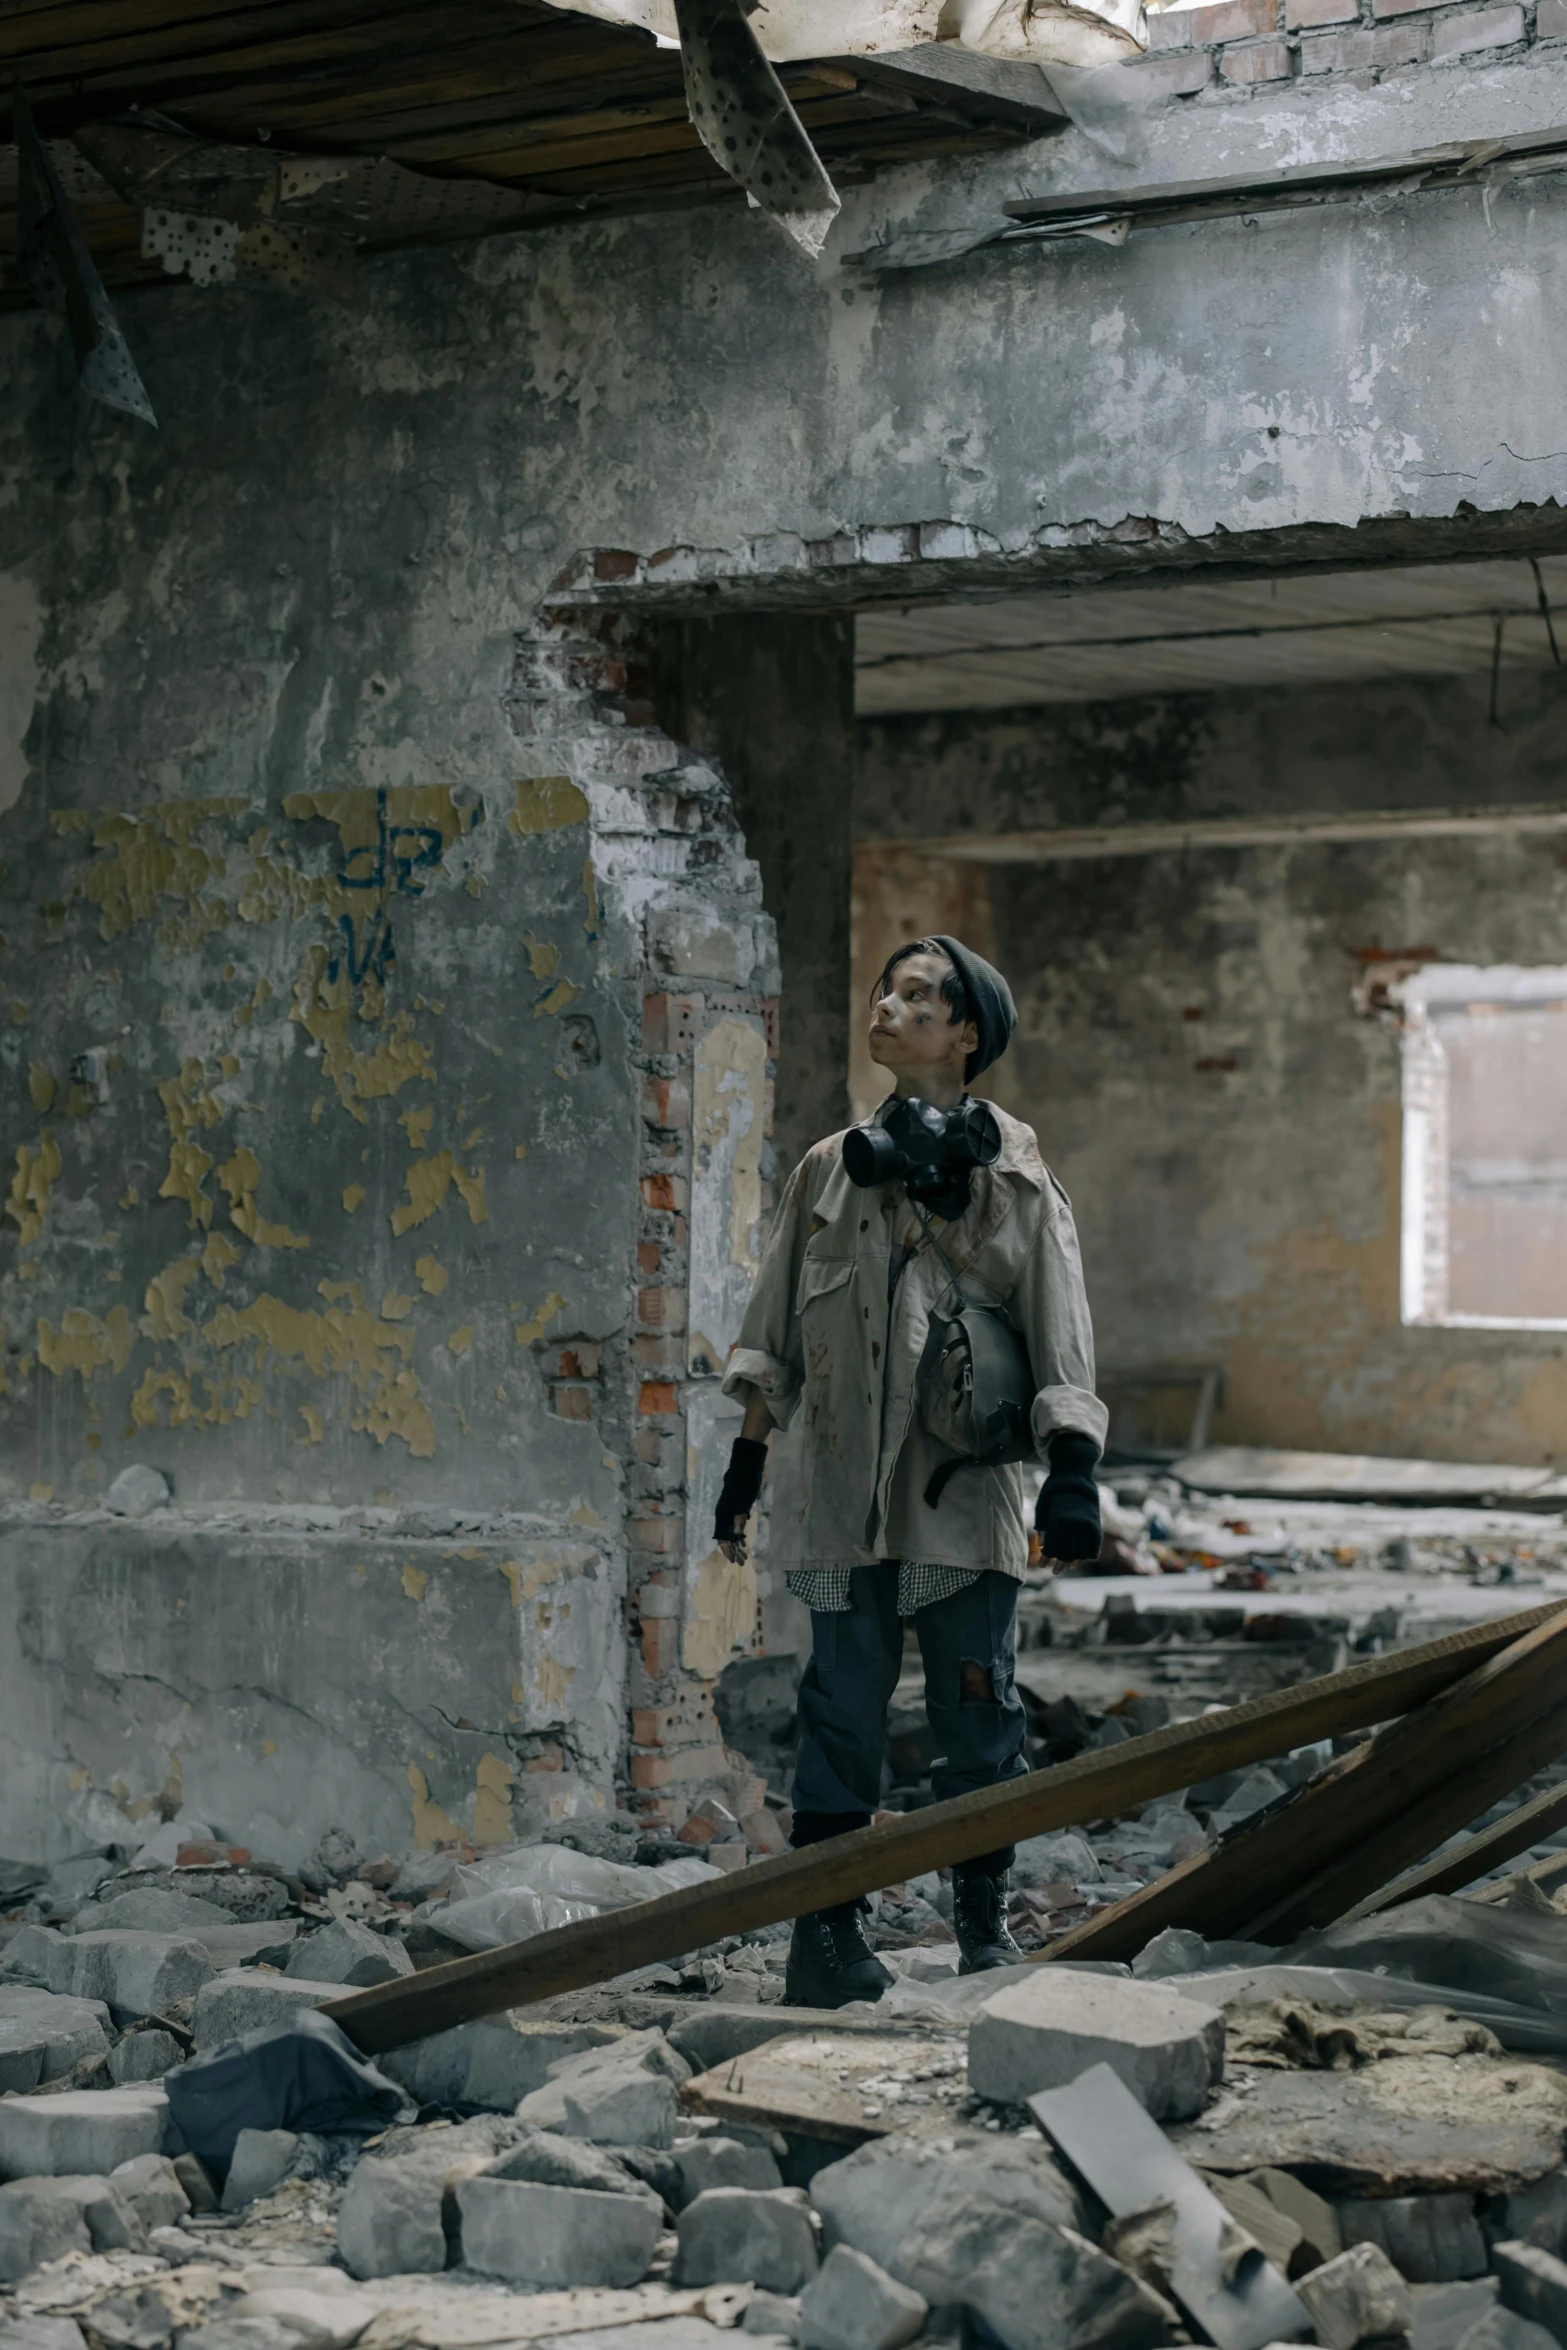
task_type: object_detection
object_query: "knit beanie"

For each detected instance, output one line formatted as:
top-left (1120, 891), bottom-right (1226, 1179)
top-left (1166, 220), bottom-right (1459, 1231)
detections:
top-left (930, 935), bottom-right (1018, 1083)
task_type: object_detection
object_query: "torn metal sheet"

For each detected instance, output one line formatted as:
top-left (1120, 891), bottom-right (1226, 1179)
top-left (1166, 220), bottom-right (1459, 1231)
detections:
top-left (529, 0), bottom-right (1146, 67)
top-left (1032, 2062), bottom-right (1310, 2350)
top-left (14, 86), bottom-right (155, 424)
top-left (673, 0), bottom-right (839, 256)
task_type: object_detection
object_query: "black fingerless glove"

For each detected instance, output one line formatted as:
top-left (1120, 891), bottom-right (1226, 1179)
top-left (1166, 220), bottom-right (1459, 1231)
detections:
top-left (1035, 1431), bottom-right (1103, 1563)
top-left (714, 1436), bottom-right (768, 1543)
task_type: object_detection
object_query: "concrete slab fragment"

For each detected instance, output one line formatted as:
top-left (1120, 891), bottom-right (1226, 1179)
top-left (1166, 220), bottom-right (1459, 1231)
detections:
top-left (970, 1973), bottom-right (1223, 2122)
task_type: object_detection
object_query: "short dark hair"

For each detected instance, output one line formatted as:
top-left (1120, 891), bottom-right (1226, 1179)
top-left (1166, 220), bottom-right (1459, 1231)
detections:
top-left (872, 939), bottom-right (972, 1029)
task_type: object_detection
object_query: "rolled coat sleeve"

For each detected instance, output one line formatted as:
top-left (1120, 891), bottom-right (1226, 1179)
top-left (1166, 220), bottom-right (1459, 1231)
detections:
top-left (1013, 1173), bottom-right (1110, 1458)
top-left (721, 1150), bottom-right (814, 1430)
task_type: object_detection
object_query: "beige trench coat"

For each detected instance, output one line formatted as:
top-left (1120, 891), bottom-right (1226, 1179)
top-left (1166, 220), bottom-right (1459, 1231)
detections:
top-left (722, 1101), bottom-right (1107, 1578)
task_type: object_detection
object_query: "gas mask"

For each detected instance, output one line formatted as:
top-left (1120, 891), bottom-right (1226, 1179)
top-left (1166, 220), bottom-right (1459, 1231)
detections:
top-left (842, 1095), bottom-right (1001, 1219)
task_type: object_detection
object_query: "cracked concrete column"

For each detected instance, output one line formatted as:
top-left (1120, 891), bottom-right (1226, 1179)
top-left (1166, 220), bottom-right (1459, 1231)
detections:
top-left (654, 615), bottom-right (855, 1175)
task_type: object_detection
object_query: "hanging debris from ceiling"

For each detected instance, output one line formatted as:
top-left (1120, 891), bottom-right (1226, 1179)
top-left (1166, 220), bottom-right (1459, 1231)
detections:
top-left (673, 0), bottom-right (841, 255)
top-left (13, 85), bottom-right (156, 425)
top-left (533, 0), bottom-right (1148, 71)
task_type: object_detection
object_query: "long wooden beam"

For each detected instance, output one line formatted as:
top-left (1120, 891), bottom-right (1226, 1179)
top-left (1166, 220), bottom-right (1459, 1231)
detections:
top-left (321, 1600), bottom-right (1562, 2053)
top-left (1043, 1603), bottom-right (1567, 1961)
top-left (1340, 1768), bottom-right (1567, 1921)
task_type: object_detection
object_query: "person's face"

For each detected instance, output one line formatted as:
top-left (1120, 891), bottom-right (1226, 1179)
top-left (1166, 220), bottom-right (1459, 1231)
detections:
top-left (868, 950), bottom-right (978, 1093)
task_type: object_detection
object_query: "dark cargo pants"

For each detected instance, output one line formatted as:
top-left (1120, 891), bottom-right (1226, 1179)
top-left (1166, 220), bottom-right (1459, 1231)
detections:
top-left (790, 1565), bottom-right (1027, 1871)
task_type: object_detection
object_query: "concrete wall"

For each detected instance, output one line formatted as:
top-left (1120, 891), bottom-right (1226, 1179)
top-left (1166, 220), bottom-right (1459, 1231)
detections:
top-left (855, 677), bottom-right (1567, 1466)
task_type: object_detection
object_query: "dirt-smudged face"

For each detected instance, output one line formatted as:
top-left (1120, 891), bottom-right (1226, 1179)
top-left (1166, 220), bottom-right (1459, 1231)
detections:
top-left (868, 948), bottom-right (978, 1103)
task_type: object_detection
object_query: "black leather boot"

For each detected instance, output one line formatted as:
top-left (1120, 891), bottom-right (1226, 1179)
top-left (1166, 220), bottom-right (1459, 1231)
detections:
top-left (952, 1864), bottom-right (1022, 1974)
top-left (784, 1899), bottom-right (894, 2009)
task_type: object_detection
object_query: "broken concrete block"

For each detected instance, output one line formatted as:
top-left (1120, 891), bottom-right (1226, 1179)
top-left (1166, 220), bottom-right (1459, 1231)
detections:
top-left (675, 2188), bottom-right (820, 2293)
top-left (1413, 2280), bottom-right (1500, 2350)
top-left (228, 2287), bottom-right (377, 2349)
top-left (968, 1972), bottom-right (1224, 2123)
top-left (283, 1920), bottom-right (411, 1988)
top-left (1493, 2243), bottom-right (1567, 2344)
top-left (105, 1465), bottom-right (170, 1518)
top-left (743, 2293), bottom-right (803, 2341)
top-left (0, 2087), bottom-right (168, 2180)
top-left (907, 2194), bottom-right (1172, 2350)
top-left (44, 1932), bottom-right (214, 2019)
top-left (192, 1971), bottom-right (339, 2052)
top-left (675, 2136), bottom-right (785, 2207)
top-left (1339, 2192), bottom-right (1487, 2283)
top-left (181, 2322), bottom-right (322, 2350)
top-left (0, 1986), bottom-right (111, 2092)
top-left (75, 1889), bottom-right (233, 1937)
top-left (563, 2062), bottom-right (679, 2149)
top-left (222, 2130), bottom-right (300, 2211)
top-left (173, 2153), bottom-right (219, 2212)
top-left (457, 2177), bottom-right (663, 2286)
top-left (380, 2017), bottom-right (619, 2111)
top-left (810, 2129), bottom-right (1082, 2287)
top-left (482, 2125), bottom-right (648, 2197)
top-left (109, 2029), bottom-right (184, 2084)
top-left (799, 2244), bottom-right (927, 2350)
top-left (0, 2320), bottom-right (89, 2350)
top-left (1299, 2243), bottom-right (1416, 2350)
top-left (110, 2155), bottom-right (189, 2233)
top-left (1451, 2312), bottom-right (1555, 2350)
top-left (0, 2182), bottom-right (92, 2283)
top-left (335, 2156), bottom-right (449, 2280)
top-left (1251, 2165), bottom-right (1341, 2267)
top-left (1487, 2176), bottom-right (1567, 2259)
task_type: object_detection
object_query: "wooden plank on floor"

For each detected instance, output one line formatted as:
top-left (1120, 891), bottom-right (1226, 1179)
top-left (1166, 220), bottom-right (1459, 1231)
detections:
top-left (319, 1600), bottom-right (1564, 2052)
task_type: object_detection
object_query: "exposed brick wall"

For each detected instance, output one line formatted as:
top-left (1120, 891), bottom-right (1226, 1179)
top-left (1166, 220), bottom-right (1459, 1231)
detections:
top-left (507, 626), bottom-right (777, 1833)
top-left (1139, 0), bottom-right (1535, 89)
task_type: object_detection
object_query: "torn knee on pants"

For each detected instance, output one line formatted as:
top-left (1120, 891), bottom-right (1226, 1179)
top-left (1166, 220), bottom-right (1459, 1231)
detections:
top-left (959, 1657), bottom-right (1005, 1705)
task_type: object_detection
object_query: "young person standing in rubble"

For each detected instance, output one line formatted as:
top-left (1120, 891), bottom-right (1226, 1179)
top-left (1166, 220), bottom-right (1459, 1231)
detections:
top-left (712, 936), bottom-right (1107, 2009)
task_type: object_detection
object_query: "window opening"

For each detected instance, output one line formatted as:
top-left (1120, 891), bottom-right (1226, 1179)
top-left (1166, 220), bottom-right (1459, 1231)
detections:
top-left (1398, 965), bottom-right (1567, 1329)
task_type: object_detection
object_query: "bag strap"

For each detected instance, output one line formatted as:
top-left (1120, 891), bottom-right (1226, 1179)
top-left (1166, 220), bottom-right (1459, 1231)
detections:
top-left (910, 1204), bottom-right (1004, 1318)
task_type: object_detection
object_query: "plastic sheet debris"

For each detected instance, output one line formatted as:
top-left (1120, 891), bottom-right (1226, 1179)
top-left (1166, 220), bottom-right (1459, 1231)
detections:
top-left (433, 1845), bottom-right (721, 1953)
top-left (164, 2010), bottom-right (405, 2172)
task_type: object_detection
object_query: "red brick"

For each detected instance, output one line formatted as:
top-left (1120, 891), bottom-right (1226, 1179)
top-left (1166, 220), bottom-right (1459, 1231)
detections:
top-left (1119, 50), bottom-right (1215, 91)
top-left (1184, 0), bottom-right (1276, 39)
top-left (1219, 34), bottom-right (1292, 75)
top-left (642, 993), bottom-right (702, 1055)
top-left (1301, 19), bottom-right (1425, 57)
top-left (638, 1382), bottom-right (680, 1416)
top-left (640, 1174), bottom-right (688, 1213)
top-left (550, 1383), bottom-right (594, 1421)
top-left (1541, 0), bottom-right (1567, 36)
top-left (629, 1510), bottom-right (683, 1552)
top-left (638, 1286), bottom-right (687, 1332)
top-left (1430, 0), bottom-right (1522, 47)
top-left (635, 1428), bottom-right (663, 1465)
top-left (540, 1341), bottom-right (601, 1379)
top-left (1148, 4), bottom-right (1192, 40)
top-left (630, 1751), bottom-right (674, 1789)
top-left (633, 1335), bottom-right (683, 1376)
top-left (642, 1076), bottom-right (692, 1129)
top-left (640, 1618), bottom-right (679, 1677)
top-left (637, 1241), bottom-right (661, 1277)
top-left (1285, 0), bottom-right (1356, 28)
top-left (592, 549), bottom-right (639, 582)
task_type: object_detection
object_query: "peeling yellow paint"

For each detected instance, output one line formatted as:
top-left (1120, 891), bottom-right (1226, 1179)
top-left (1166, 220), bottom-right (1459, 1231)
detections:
top-left (407, 1762), bottom-right (461, 1850)
top-left (260, 1739), bottom-right (278, 1757)
top-left (415, 1255), bottom-right (447, 1296)
top-left (157, 1063), bottom-right (225, 1231)
top-left (219, 1055), bottom-right (240, 1079)
top-left (290, 948), bottom-right (436, 1122)
top-left (144, 1257), bottom-right (201, 1343)
top-left (448, 1325), bottom-right (473, 1355)
top-left (202, 1232), bottom-right (241, 1286)
top-left (531, 1643), bottom-right (573, 1711)
top-left (218, 1147), bottom-right (310, 1250)
top-left (29, 1483), bottom-right (52, 1502)
top-left (682, 1545), bottom-right (759, 1677)
top-left (82, 800), bottom-right (246, 943)
top-left (514, 1144), bottom-right (529, 1161)
top-left (567, 1503), bottom-right (602, 1529)
top-left (510, 776), bottom-right (589, 836)
top-left (27, 1063), bottom-right (54, 1113)
top-left (472, 1752), bottom-right (514, 1846)
top-left (694, 1018), bottom-right (768, 1271)
top-left (50, 811), bottom-right (90, 835)
top-left (401, 1563), bottom-right (429, 1601)
top-left (381, 1290), bottom-right (413, 1321)
top-left (534, 979), bottom-right (581, 1019)
top-left (513, 1292), bottom-right (565, 1347)
top-left (7, 1131), bottom-right (62, 1247)
top-left (342, 1184), bottom-right (366, 1215)
top-left (120, 1186), bottom-right (140, 1211)
top-left (38, 1305), bottom-right (134, 1381)
top-left (522, 933), bottom-right (560, 981)
top-left (582, 857), bottom-right (600, 936)
top-left (496, 1560), bottom-right (523, 1606)
top-left (400, 1103), bottom-right (434, 1151)
top-left (299, 1402), bottom-right (325, 1445)
top-left (390, 1150), bottom-right (486, 1237)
